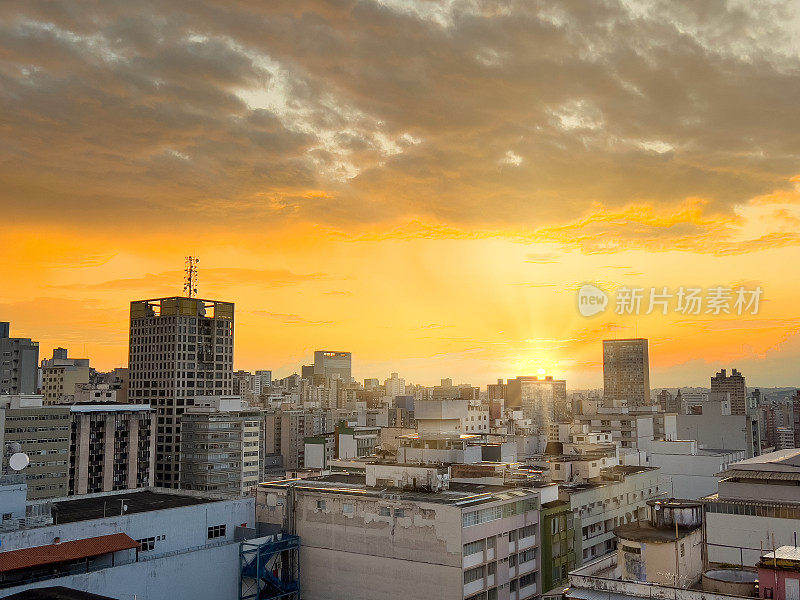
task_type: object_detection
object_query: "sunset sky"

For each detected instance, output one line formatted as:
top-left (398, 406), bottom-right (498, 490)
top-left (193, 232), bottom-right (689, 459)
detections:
top-left (3, 1), bottom-right (800, 388)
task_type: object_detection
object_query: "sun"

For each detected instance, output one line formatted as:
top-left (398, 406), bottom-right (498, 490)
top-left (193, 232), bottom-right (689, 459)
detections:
top-left (537, 368), bottom-right (546, 376)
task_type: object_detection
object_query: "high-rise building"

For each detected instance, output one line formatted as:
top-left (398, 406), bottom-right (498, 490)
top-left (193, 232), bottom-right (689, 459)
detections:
top-left (711, 368), bottom-right (747, 415)
top-left (69, 404), bottom-right (155, 495)
top-left (505, 376), bottom-right (567, 447)
top-left (253, 370), bottom-right (272, 396)
top-left (602, 338), bottom-right (650, 408)
top-left (313, 350), bottom-right (351, 381)
top-left (0, 322), bottom-right (39, 395)
top-left (384, 372), bottom-right (405, 398)
top-left (128, 297), bottom-right (234, 488)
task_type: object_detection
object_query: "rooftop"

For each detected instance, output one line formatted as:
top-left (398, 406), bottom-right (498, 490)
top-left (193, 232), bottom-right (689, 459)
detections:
top-left (4, 587), bottom-right (122, 600)
top-left (49, 489), bottom-right (218, 525)
top-left (614, 521), bottom-right (699, 543)
top-left (0, 533), bottom-right (138, 573)
top-left (260, 473), bottom-right (541, 507)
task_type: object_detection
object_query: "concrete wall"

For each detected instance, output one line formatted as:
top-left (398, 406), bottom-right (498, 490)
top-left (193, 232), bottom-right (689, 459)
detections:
top-left (5, 495), bottom-right (254, 556)
top-left (617, 529), bottom-right (703, 587)
top-left (705, 511), bottom-right (800, 566)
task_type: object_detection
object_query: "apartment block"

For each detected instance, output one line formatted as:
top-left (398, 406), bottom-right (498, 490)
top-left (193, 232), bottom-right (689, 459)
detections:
top-left (560, 465), bottom-right (662, 566)
top-left (69, 404), bottom-right (155, 495)
top-left (0, 395), bottom-right (70, 500)
top-left (179, 396), bottom-right (263, 497)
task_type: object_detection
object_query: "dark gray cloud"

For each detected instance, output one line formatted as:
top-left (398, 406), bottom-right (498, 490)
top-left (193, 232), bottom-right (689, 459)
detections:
top-left (1, 0), bottom-right (799, 241)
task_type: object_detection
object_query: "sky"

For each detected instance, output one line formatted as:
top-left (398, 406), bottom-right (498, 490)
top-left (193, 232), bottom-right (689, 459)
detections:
top-left (3, 1), bottom-right (800, 388)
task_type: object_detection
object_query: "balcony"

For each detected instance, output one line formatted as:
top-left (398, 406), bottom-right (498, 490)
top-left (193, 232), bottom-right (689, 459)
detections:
top-left (518, 534), bottom-right (536, 550)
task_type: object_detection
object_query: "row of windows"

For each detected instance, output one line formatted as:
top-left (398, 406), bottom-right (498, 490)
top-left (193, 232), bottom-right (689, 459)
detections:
top-left (705, 500), bottom-right (800, 519)
top-left (462, 499), bottom-right (539, 527)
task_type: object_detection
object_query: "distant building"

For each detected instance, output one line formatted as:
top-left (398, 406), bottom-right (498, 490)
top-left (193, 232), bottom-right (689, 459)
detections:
top-left (0, 322), bottom-right (39, 396)
top-left (40, 348), bottom-right (90, 404)
top-left (128, 296), bottom-right (235, 488)
top-left (313, 350), bottom-right (351, 381)
top-left (648, 439), bottom-right (744, 499)
top-left (792, 390), bottom-right (800, 449)
top-left (657, 389), bottom-right (680, 413)
top-left (677, 398), bottom-right (760, 458)
top-left (384, 372), bottom-right (405, 398)
top-left (603, 338), bottom-right (650, 408)
top-left (505, 376), bottom-right (567, 451)
top-left (711, 368), bottom-right (747, 416)
top-left (253, 370), bottom-right (272, 395)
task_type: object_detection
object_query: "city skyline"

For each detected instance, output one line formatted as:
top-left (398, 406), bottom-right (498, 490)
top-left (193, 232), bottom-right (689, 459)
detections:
top-left (4, 2), bottom-right (800, 387)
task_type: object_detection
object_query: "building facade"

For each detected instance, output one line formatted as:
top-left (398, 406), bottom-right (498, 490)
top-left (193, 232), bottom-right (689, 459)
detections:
top-left (179, 397), bottom-right (263, 496)
top-left (128, 297), bottom-right (234, 488)
top-left (711, 368), bottom-right (747, 416)
top-left (257, 463), bottom-right (551, 600)
top-left (0, 323), bottom-right (38, 396)
top-left (602, 338), bottom-right (650, 408)
top-left (69, 404), bottom-right (155, 495)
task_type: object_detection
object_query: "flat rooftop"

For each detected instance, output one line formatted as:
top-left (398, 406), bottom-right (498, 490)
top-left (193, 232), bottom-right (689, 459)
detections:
top-left (50, 490), bottom-right (218, 524)
top-left (260, 473), bottom-right (541, 507)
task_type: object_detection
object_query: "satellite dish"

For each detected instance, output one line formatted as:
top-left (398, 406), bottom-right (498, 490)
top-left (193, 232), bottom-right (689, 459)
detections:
top-left (9, 453), bottom-right (29, 471)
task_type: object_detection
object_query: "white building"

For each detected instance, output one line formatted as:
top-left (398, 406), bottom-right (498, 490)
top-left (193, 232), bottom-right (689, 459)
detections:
top-left (648, 439), bottom-right (744, 500)
top-left (0, 484), bottom-right (256, 600)
top-left (703, 449), bottom-right (800, 566)
top-left (677, 399), bottom-right (760, 458)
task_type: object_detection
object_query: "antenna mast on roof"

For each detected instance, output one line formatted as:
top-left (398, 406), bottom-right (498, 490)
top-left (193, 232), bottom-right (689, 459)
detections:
top-left (184, 256), bottom-right (199, 298)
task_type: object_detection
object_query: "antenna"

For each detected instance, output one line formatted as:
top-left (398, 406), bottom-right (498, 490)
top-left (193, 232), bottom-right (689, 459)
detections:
top-left (9, 453), bottom-right (29, 471)
top-left (184, 256), bottom-right (199, 298)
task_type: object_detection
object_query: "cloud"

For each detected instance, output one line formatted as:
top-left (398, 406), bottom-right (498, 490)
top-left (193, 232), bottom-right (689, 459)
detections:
top-left (251, 311), bottom-right (333, 325)
top-left (1, 0), bottom-right (800, 246)
top-left (51, 267), bottom-right (330, 292)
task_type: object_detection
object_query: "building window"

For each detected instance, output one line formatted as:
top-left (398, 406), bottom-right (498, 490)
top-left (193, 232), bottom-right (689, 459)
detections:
top-left (464, 565), bottom-right (484, 585)
top-left (137, 537), bottom-right (155, 551)
top-left (519, 573), bottom-right (536, 588)
top-left (316, 500), bottom-right (327, 511)
top-left (378, 506), bottom-right (391, 517)
top-left (343, 503), bottom-right (354, 514)
top-left (464, 540), bottom-right (485, 556)
top-left (207, 525), bottom-right (226, 539)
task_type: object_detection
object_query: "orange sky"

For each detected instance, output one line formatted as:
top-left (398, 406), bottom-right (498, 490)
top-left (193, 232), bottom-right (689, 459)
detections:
top-left (2, 2), bottom-right (800, 388)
